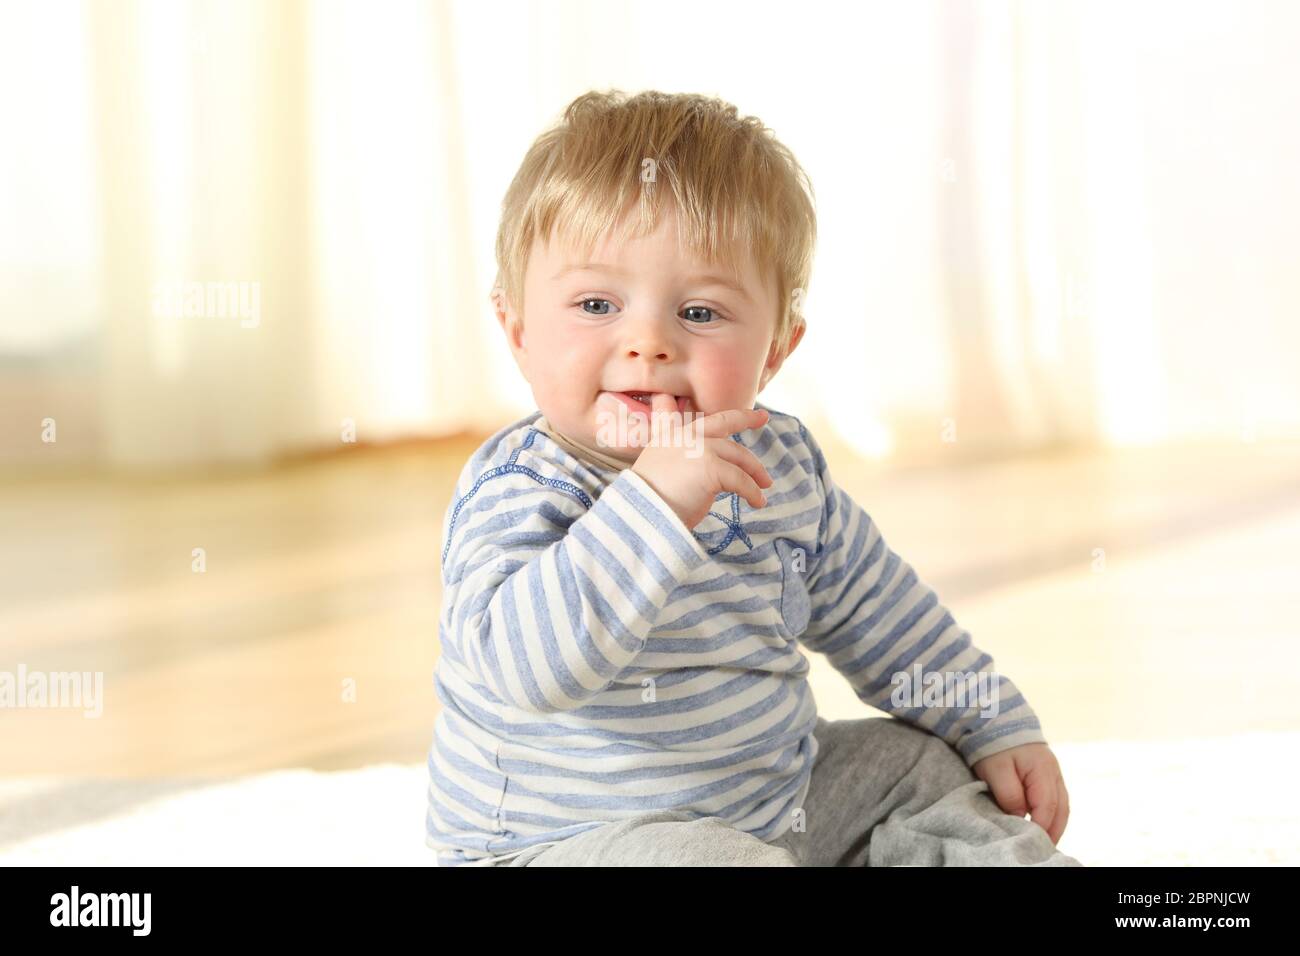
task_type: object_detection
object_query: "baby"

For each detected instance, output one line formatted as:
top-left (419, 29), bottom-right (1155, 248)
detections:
top-left (426, 89), bottom-right (1080, 867)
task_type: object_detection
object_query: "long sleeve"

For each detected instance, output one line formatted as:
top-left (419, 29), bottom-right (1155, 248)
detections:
top-left (797, 426), bottom-right (1049, 767)
top-left (438, 465), bottom-right (710, 714)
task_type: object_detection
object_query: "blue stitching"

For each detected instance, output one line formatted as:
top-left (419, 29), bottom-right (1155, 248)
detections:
top-left (698, 432), bottom-right (755, 554)
top-left (702, 490), bottom-right (753, 554)
top-left (443, 425), bottom-right (766, 563)
top-left (441, 429), bottom-right (594, 563)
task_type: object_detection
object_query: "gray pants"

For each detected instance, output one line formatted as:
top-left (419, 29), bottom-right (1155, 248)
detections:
top-left (496, 715), bottom-right (1083, 866)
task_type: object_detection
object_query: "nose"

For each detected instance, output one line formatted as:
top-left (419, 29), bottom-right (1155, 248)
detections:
top-left (621, 311), bottom-right (675, 363)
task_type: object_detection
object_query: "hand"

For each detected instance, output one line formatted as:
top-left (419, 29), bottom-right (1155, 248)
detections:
top-left (628, 393), bottom-right (773, 530)
top-left (971, 742), bottom-right (1071, 845)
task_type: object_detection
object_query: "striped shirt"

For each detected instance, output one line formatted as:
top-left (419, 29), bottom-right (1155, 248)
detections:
top-left (425, 403), bottom-right (1048, 866)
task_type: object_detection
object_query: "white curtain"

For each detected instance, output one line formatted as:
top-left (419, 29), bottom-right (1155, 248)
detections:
top-left (2, 0), bottom-right (1298, 470)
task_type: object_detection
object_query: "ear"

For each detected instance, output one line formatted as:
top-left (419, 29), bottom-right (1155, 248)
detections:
top-left (758, 319), bottom-right (806, 392)
top-left (493, 287), bottom-right (527, 364)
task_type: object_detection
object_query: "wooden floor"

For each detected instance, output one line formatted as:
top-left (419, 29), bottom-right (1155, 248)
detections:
top-left (3, 434), bottom-right (1299, 776)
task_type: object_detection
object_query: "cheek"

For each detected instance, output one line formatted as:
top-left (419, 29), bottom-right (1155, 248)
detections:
top-left (532, 324), bottom-right (602, 399)
top-left (691, 340), bottom-right (765, 400)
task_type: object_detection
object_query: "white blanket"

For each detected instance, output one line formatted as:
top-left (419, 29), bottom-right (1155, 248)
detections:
top-left (2, 731), bottom-right (1295, 866)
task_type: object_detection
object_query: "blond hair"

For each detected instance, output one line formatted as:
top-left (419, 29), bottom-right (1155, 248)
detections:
top-left (492, 89), bottom-right (817, 356)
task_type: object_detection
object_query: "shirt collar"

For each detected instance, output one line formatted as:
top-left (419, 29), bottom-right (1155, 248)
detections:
top-left (532, 414), bottom-right (633, 474)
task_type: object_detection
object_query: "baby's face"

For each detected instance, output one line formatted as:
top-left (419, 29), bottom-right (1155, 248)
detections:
top-left (499, 207), bottom-right (793, 463)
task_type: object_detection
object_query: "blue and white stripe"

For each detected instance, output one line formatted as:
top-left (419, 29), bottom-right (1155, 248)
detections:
top-left (426, 404), bottom-right (1046, 866)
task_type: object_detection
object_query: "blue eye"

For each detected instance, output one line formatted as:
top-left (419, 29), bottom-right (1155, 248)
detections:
top-left (682, 305), bottom-right (720, 324)
top-left (576, 299), bottom-right (723, 323)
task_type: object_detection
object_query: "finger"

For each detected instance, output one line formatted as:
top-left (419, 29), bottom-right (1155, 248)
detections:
top-left (645, 392), bottom-right (693, 447)
top-left (1023, 768), bottom-right (1061, 841)
top-left (709, 437), bottom-right (774, 489)
top-left (614, 395), bottom-right (655, 448)
top-left (982, 767), bottom-right (1028, 819)
top-left (1051, 774), bottom-right (1070, 844)
top-left (699, 406), bottom-right (769, 439)
top-left (650, 392), bottom-right (677, 418)
top-left (714, 458), bottom-right (766, 509)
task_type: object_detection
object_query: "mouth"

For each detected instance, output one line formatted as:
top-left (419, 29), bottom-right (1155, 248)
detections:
top-left (601, 391), bottom-right (693, 414)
